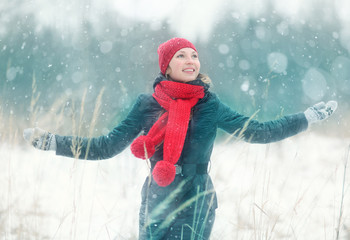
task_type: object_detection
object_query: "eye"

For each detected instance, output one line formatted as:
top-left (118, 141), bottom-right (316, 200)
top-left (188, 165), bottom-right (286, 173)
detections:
top-left (176, 54), bottom-right (185, 58)
top-left (192, 54), bottom-right (198, 59)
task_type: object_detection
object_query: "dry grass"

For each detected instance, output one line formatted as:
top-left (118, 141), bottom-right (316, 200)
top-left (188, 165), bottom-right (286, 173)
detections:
top-left (211, 135), bottom-right (350, 240)
top-left (1, 129), bottom-right (350, 239)
top-left (336, 145), bottom-right (349, 240)
top-left (1, 75), bottom-right (350, 239)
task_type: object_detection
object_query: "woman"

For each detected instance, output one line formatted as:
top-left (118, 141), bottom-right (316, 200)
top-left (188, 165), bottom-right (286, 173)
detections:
top-left (24, 38), bottom-right (337, 239)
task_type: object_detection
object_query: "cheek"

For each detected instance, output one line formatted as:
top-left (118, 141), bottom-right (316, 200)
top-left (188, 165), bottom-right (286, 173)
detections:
top-left (173, 61), bottom-right (183, 69)
top-left (168, 59), bottom-right (180, 71)
top-left (195, 61), bottom-right (201, 72)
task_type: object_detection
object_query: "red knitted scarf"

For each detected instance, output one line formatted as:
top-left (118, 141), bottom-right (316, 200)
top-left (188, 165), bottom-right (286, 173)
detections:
top-left (131, 80), bottom-right (205, 187)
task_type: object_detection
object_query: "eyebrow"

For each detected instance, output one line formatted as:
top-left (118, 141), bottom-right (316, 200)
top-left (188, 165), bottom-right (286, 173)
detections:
top-left (177, 50), bottom-right (197, 54)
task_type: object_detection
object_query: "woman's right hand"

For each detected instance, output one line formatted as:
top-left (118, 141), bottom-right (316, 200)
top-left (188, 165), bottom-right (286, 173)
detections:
top-left (23, 127), bottom-right (56, 151)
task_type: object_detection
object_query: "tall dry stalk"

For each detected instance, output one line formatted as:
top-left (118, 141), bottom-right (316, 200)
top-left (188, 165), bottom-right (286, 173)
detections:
top-left (261, 61), bottom-right (280, 100)
top-left (336, 144), bottom-right (349, 240)
top-left (70, 89), bottom-right (88, 160)
top-left (84, 87), bottom-right (105, 160)
top-left (68, 95), bottom-right (86, 240)
top-left (85, 88), bottom-right (106, 240)
top-left (0, 105), bottom-right (3, 143)
top-left (223, 109), bottom-right (260, 145)
top-left (29, 72), bottom-right (40, 127)
top-left (148, 183), bottom-right (215, 238)
top-left (67, 87), bottom-right (105, 240)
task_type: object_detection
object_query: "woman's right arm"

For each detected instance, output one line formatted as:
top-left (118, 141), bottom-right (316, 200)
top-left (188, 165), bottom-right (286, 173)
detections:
top-left (25, 94), bottom-right (148, 160)
top-left (55, 94), bottom-right (148, 160)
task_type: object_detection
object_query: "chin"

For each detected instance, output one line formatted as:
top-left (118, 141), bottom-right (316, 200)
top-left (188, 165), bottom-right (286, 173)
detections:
top-left (170, 74), bottom-right (198, 83)
top-left (183, 75), bottom-right (198, 82)
top-left (171, 78), bottom-right (194, 83)
top-left (180, 78), bottom-right (196, 83)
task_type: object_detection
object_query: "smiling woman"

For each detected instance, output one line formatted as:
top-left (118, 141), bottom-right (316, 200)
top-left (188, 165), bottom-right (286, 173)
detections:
top-left (165, 48), bottom-right (200, 82)
top-left (23, 37), bottom-right (337, 239)
top-left (158, 38), bottom-right (201, 82)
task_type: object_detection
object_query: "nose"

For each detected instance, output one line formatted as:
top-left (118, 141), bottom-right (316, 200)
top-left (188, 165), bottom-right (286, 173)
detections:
top-left (185, 56), bottom-right (194, 64)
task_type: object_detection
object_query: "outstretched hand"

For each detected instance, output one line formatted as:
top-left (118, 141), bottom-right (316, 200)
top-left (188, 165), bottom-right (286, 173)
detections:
top-left (23, 127), bottom-right (56, 151)
top-left (304, 100), bottom-right (338, 125)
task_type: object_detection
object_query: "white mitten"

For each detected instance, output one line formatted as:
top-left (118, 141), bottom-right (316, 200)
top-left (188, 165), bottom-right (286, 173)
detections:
top-left (304, 100), bottom-right (338, 124)
top-left (23, 127), bottom-right (57, 151)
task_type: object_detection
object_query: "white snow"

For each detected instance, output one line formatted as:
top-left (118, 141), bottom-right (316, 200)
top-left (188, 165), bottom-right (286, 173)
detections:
top-left (99, 41), bottom-right (113, 54)
top-left (240, 80), bottom-right (250, 92)
top-left (71, 71), bottom-right (83, 84)
top-left (1, 132), bottom-right (349, 239)
top-left (267, 52), bottom-right (288, 74)
top-left (6, 67), bottom-right (23, 82)
top-left (239, 60), bottom-right (251, 71)
top-left (218, 44), bottom-right (230, 55)
top-left (302, 68), bottom-right (328, 102)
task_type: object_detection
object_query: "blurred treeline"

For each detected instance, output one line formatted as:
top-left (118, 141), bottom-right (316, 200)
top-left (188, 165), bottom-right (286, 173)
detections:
top-left (0, 8), bottom-right (349, 142)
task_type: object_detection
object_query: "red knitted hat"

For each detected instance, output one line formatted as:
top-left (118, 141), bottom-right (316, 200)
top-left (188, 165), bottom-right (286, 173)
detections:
top-left (157, 38), bottom-right (197, 74)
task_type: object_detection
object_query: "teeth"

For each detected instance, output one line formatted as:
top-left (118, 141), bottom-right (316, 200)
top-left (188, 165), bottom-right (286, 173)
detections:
top-left (183, 69), bottom-right (194, 72)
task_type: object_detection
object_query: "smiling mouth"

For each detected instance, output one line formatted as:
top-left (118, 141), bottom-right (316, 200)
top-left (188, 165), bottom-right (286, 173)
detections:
top-left (183, 69), bottom-right (195, 72)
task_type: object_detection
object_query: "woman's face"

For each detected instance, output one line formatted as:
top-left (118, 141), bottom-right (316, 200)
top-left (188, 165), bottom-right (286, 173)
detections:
top-left (166, 48), bottom-right (200, 82)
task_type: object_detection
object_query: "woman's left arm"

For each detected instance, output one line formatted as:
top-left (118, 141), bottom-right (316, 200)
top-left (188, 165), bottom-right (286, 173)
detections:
top-left (217, 101), bottom-right (309, 144)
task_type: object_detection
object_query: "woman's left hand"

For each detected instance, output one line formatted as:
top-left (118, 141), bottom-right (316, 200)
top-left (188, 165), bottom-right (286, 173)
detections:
top-left (304, 100), bottom-right (338, 124)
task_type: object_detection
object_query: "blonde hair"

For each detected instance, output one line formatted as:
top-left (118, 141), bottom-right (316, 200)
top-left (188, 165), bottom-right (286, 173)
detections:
top-left (198, 73), bottom-right (212, 85)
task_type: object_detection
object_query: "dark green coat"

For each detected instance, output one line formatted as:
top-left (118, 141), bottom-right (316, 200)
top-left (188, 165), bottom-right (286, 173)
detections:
top-left (55, 76), bottom-right (308, 238)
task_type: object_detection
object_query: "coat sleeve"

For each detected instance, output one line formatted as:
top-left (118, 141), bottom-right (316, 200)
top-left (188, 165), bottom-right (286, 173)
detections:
top-left (55, 94), bottom-right (146, 160)
top-left (217, 100), bottom-right (309, 144)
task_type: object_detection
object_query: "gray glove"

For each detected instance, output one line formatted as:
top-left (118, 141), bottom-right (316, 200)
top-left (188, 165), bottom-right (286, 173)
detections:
top-left (304, 100), bottom-right (338, 124)
top-left (23, 127), bottom-right (57, 151)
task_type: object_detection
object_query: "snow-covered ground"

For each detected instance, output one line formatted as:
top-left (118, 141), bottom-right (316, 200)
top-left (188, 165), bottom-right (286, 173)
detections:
top-left (0, 132), bottom-right (349, 239)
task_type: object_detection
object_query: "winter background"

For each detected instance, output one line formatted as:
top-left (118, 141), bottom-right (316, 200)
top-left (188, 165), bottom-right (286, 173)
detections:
top-left (1, 0), bottom-right (350, 239)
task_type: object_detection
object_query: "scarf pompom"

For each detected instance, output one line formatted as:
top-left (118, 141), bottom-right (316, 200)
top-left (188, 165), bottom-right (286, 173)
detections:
top-left (152, 160), bottom-right (176, 187)
top-left (130, 135), bottom-right (155, 159)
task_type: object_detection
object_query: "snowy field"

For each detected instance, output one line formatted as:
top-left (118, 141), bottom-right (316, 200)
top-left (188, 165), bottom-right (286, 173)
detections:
top-left (0, 132), bottom-right (349, 240)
